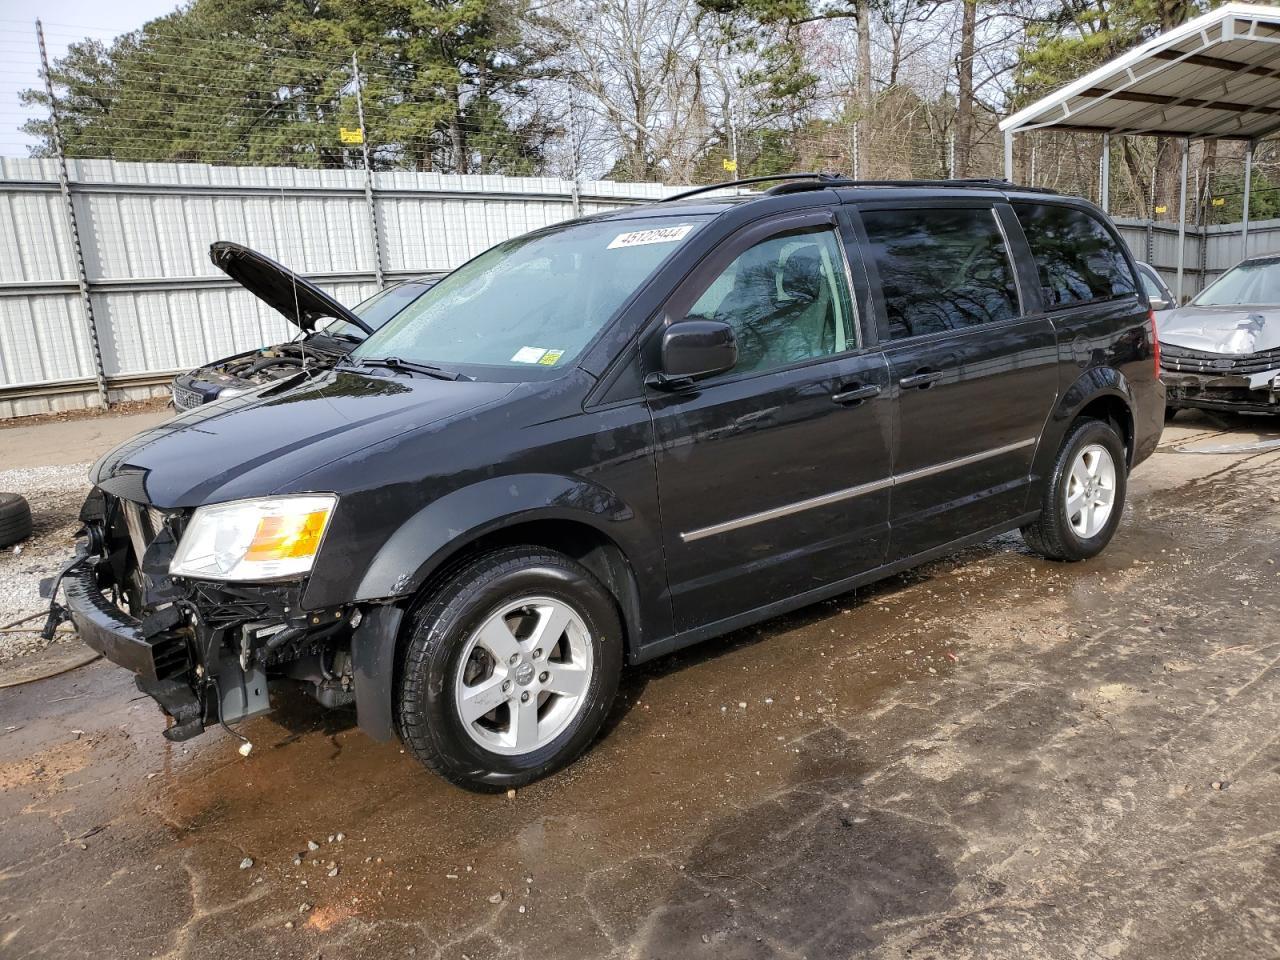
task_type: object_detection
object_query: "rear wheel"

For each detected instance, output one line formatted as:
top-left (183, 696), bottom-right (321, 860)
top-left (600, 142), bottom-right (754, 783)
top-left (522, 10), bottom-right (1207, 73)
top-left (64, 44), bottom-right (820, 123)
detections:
top-left (1022, 418), bottom-right (1127, 562)
top-left (398, 547), bottom-right (623, 791)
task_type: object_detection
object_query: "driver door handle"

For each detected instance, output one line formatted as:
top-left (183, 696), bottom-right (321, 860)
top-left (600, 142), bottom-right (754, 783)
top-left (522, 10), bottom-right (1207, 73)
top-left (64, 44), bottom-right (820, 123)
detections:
top-left (832, 383), bottom-right (881, 405)
top-left (899, 369), bottom-right (944, 389)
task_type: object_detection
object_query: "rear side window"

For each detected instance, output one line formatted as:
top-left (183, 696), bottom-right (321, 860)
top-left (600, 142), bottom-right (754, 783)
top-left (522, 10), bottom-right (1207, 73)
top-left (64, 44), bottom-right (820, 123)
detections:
top-left (860, 207), bottom-right (1020, 340)
top-left (1014, 203), bottom-right (1137, 309)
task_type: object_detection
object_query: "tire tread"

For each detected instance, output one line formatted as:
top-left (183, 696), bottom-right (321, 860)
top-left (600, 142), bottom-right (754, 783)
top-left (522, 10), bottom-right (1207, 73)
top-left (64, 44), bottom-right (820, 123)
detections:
top-left (397, 545), bottom-right (621, 791)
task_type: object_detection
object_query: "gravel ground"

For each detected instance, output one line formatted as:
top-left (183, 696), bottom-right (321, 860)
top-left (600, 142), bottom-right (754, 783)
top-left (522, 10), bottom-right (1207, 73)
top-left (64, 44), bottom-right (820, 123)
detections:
top-left (0, 462), bottom-right (93, 662)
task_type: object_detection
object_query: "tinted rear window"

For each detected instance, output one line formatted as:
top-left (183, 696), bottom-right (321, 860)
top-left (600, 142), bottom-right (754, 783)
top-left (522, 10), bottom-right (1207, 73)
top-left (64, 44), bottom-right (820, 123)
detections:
top-left (1014, 203), bottom-right (1136, 309)
top-left (860, 207), bottom-right (1020, 340)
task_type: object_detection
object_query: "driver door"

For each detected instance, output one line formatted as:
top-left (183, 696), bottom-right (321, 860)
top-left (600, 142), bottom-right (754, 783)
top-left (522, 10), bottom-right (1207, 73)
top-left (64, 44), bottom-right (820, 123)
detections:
top-left (644, 210), bottom-right (894, 632)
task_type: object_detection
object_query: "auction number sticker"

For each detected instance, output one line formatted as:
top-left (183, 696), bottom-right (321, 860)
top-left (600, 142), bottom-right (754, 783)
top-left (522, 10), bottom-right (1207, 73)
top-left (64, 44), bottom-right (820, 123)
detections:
top-left (511, 346), bottom-right (548, 363)
top-left (607, 223), bottom-right (695, 249)
top-left (511, 346), bottom-right (567, 365)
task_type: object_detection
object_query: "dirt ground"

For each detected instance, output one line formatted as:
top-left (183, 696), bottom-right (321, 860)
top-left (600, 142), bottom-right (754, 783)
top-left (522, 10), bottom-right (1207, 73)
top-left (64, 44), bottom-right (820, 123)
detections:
top-left (1, 408), bottom-right (1278, 960)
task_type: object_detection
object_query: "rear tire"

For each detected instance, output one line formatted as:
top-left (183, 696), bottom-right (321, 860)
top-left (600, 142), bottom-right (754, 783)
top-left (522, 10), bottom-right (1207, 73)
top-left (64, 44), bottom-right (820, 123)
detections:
top-left (0, 493), bottom-right (32, 548)
top-left (397, 546), bottom-right (623, 791)
top-left (1022, 418), bottom-right (1127, 562)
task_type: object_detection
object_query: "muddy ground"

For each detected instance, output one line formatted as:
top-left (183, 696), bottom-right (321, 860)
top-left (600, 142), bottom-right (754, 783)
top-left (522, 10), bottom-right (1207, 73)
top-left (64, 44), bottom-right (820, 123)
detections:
top-left (1, 410), bottom-right (1278, 959)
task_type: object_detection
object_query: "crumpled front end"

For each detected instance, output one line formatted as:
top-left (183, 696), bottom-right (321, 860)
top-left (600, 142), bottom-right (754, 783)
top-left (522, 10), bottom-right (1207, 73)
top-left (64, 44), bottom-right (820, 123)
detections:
top-left (46, 487), bottom-right (362, 743)
top-left (1161, 343), bottom-right (1280, 414)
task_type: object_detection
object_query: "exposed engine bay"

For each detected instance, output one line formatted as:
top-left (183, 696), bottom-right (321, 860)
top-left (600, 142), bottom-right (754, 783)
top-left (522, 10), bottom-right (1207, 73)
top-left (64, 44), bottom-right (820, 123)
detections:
top-left (214, 340), bottom-right (336, 384)
top-left (171, 336), bottom-right (350, 411)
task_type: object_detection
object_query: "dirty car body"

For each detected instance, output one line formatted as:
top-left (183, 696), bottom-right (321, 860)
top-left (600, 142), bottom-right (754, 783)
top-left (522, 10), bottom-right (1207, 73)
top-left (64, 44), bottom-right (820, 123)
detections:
top-left (171, 242), bottom-right (437, 411)
top-left (48, 178), bottom-right (1164, 790)
top-left (1159, 252), bottom-right (1280, 415)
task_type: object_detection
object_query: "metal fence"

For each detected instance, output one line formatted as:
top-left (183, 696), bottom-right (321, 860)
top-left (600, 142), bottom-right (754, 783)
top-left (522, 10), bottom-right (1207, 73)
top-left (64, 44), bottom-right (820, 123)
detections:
top-left (1, 156), bottom-right (1274, 420)
top-left (0, 158), bottom-right (676, 418)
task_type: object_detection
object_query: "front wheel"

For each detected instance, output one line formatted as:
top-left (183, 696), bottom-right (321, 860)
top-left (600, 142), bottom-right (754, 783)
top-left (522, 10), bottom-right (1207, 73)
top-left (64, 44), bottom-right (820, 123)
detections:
top-left (398, 547), bottom-right (623, 791)
top-left (1022, 418), bottom-right (1128, 562)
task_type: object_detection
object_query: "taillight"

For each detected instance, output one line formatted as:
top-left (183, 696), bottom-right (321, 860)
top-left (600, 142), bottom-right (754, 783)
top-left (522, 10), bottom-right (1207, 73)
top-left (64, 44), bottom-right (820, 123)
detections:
top-left (1149, 308), bottom-right (1161, 378)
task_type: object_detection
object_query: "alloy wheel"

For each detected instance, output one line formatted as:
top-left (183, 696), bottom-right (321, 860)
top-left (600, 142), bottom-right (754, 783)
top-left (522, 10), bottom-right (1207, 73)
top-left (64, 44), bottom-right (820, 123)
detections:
top-left (452, 596), bottom-right (594, 756)
top-left (1065, 442), bottom-right (1116, 539)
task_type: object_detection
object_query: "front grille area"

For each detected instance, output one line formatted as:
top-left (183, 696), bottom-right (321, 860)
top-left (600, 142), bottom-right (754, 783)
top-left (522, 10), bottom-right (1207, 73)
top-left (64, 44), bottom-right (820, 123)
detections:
top-left (1160, 343), bottom-right (1280, 376)
top-left (171, 382), bottom-right (206, 411)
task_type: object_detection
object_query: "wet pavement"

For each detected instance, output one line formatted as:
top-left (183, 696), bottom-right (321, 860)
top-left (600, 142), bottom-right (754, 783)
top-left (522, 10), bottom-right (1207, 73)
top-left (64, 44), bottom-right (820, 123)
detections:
top-left (2, 411), bottom-right (1279, 959)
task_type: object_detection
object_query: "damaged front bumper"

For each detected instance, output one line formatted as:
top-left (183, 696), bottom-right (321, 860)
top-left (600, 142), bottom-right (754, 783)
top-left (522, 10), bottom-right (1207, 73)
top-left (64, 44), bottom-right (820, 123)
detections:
top-left (45, 488), bottom-right (401, 745)
top-left (1162, 368), bottom-right (1280, 414)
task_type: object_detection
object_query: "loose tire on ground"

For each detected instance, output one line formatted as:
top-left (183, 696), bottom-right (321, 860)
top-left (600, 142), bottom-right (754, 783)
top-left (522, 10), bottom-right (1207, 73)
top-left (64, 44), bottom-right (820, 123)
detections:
top-left (0, 493), bottom-right (32, 548)
top-left (1165, 405), bottom-right (1179, 422)
top-left (1022, 418), bottom-right (1128, 562)
top-left (397, 546), bottom-right (624, 791)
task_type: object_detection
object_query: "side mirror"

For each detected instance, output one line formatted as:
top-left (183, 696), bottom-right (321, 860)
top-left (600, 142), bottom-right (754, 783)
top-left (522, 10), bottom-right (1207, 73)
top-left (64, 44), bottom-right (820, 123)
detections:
top-left (1150, 297), bottom-right (1171, 311)
top-left (649, 319), bottom-right (738, 389)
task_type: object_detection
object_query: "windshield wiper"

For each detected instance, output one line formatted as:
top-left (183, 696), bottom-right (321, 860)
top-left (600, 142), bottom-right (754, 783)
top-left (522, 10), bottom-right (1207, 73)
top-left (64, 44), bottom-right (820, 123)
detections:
top-left (348, 356), bottom-right (470, 381)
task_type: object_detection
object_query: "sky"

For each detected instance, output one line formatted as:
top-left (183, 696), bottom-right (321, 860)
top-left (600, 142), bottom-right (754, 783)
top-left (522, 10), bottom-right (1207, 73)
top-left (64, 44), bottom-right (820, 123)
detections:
top-left (0, 0), bottom-right (180, 155)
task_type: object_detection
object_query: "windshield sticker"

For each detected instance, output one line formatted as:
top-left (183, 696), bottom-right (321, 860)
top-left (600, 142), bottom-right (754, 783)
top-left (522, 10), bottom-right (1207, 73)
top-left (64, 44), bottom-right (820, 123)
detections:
top-left (511, 346), bottom-right (548, 364)
top-left (538, 349), bottom-right (565, 366)
top-left (607, 223), bottom-right (695, 250)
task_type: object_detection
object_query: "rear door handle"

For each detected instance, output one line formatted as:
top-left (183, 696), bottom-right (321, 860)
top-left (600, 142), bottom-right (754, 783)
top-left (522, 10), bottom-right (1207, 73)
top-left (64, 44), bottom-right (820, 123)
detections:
top-left (899, 369), bottom-right (944, 389)
top-left (831, 383), bottom-right (881, 405)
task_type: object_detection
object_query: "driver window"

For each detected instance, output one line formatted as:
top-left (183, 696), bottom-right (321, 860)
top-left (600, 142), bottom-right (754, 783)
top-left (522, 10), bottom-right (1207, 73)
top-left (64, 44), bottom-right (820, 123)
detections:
top-left (860, 207), bottom-right (1020, 340)
top-left (683, 227), bottom-right (857, 375)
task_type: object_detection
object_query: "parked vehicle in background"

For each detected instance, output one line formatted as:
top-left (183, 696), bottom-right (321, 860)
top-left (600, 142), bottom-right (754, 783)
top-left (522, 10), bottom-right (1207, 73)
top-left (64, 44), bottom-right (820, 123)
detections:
top-left (1136, 261), bottom-right (1175, 312)
top-left (47, 175), bottom-right (1163, 791)
top-left (1159, 251), bottom-right (1280, 417)
top-left (171, 242), bottom-right (437, 411)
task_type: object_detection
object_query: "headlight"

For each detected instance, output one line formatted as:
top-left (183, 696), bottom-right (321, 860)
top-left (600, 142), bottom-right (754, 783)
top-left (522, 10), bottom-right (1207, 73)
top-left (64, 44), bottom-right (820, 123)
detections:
top-left (170, 494), bottom-right (336, 582)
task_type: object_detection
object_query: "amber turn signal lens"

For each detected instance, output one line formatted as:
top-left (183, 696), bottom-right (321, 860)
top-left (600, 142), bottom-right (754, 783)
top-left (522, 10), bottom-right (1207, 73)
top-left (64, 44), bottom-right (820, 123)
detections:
top-left (244, 510), bottom-right (329, 561)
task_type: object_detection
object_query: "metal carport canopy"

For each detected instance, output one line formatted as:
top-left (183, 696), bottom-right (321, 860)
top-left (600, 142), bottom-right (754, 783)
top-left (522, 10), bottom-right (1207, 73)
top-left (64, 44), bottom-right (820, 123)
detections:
top-left (999, 2), bottom-right (1280, 299)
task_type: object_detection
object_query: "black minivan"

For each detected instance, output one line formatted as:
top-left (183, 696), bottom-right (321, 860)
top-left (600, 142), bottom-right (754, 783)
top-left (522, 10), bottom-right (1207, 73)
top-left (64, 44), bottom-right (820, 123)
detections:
top-left (47, 175), bottom-right (1164, 790)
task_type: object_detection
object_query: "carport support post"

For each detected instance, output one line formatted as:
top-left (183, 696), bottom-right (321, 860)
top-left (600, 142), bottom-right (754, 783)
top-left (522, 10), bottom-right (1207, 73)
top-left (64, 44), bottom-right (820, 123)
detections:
top-left (1003, 131), bottom-right (1014, 181)
top-left (1176, 137), bottom-right (1190, 304)
top-left (352, 53), bottom-right (385, 290)
top-left (1242, 138), bottom-right (1255, 260)
top-left (1100, 134), bottom-right (1111, 213)
top-left (37, 20), bottom-right (108, 409)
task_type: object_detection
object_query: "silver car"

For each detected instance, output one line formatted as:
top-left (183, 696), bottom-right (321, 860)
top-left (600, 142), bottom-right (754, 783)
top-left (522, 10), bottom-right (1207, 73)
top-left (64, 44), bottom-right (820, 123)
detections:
top-left (1158, 252), bottom-right (1280, 417)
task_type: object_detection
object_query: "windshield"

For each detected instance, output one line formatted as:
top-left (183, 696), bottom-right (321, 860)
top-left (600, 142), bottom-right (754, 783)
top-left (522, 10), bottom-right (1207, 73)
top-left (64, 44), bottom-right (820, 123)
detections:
top-left (1193, 258), bottom-right (1280, 307)
top-left (316, 280), bottom-right (437, 339)
top-left (350, 216), bottom-right (709, 378)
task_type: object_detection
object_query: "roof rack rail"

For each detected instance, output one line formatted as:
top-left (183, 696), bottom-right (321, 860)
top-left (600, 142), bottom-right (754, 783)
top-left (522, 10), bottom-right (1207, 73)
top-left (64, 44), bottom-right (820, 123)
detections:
top-left (659, 173), bottom-right (841, 202)
top-left (659, 174), bottom-right (1059, 202)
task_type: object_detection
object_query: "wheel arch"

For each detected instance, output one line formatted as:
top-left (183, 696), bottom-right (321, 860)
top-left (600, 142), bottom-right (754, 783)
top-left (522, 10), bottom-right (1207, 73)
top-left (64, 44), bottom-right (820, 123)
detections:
top-left (345, 473), bottom-right (652, 743)
top-left (1036, 367), bottom-right (1136, 481)
top-left (398, 515), bottom-right (644, 661)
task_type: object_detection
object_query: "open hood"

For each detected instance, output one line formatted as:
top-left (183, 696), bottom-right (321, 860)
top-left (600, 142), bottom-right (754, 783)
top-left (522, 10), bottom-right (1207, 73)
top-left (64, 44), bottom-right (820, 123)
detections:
top-left (210, 241), bottom-right (373, 336)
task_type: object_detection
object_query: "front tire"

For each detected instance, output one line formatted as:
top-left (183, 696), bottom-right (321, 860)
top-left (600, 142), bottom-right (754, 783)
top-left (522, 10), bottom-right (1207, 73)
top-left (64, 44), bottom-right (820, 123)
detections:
top-left (398, 547), bottom-right (623, 791)
top-left (1022, 418), bottom-right (1128, 562)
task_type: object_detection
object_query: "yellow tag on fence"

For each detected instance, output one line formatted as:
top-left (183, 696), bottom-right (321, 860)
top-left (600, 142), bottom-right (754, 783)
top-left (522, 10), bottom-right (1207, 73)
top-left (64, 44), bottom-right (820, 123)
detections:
top-left (1212, 196), bottom-right (1225, 207)
top-left (339, 127), bottom-right (364, 145)
top-left (722, 158), bottom-right (737, 172)
top-left (1154, 204), bottom-right (1167, 214)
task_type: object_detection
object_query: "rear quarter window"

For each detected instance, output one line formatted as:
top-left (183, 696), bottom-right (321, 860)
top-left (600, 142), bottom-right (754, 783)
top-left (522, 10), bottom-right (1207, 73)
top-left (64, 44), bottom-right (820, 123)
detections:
top-left (1014, 203), bottom-right (1137, 310)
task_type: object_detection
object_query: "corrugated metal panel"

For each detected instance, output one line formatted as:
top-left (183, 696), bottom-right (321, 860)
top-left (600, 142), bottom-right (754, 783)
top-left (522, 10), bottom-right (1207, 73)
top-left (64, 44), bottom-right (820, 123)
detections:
top-left (0, 293), bottom-right (93, 386)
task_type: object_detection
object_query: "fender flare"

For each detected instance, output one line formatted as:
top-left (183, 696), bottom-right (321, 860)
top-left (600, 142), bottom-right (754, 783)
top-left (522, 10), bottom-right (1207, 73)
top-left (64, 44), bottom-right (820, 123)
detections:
top-left (347, 473), bottom-right (641, 743)
top-left (1032, 366), bottom-right (1136, 482)
top-left (353, 472), bottom-right (638, 603)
